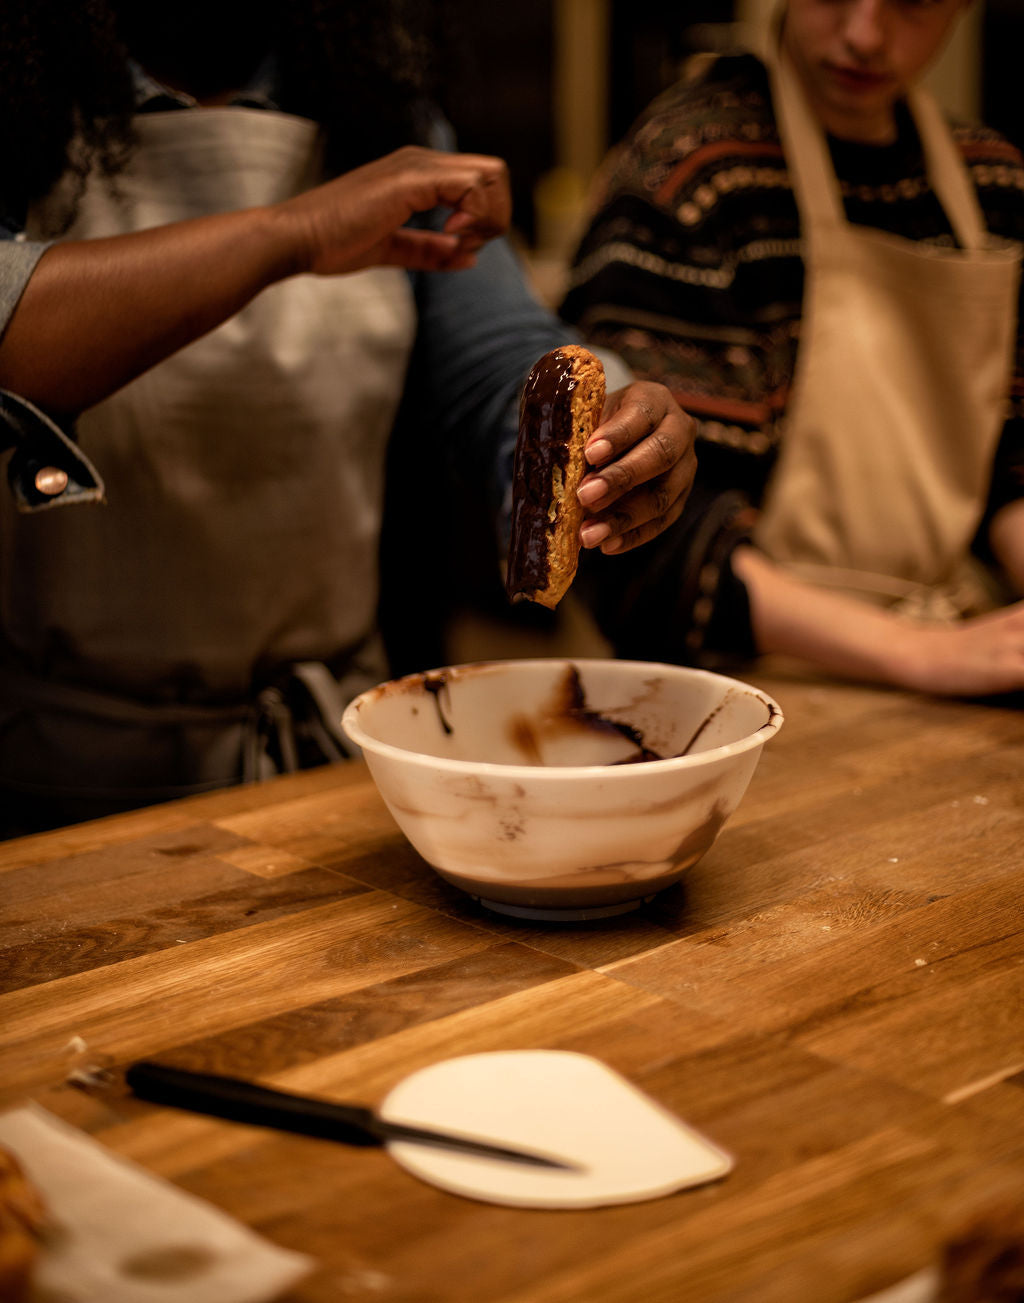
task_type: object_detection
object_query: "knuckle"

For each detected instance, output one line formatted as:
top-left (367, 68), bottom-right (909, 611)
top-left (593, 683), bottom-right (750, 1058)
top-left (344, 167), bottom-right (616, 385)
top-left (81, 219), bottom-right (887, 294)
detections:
top-left (599, 460), bottom-right (633, 495)
top-left (651, 479), bottom-right (674, 518)
top-left (614, 525), bottom-right (650, 554)
top-left (648, 427), bottom-right (677, 469)
top-left (603, 505), bottom-right (635, 536)
top-left (631, 395), bottom-right (659, 431)
top-left (619, 511), bottom-right (670, 552)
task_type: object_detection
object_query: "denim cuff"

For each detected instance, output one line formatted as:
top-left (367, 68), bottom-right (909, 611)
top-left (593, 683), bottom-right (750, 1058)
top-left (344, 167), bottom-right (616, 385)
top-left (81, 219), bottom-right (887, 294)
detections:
top-left (0, 388), bottom-right (104, 510)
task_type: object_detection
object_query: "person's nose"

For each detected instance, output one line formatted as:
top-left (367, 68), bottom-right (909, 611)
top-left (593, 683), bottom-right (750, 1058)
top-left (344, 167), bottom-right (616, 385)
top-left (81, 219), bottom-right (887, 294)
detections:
top-left (841, 0), bottom-right (887, 60)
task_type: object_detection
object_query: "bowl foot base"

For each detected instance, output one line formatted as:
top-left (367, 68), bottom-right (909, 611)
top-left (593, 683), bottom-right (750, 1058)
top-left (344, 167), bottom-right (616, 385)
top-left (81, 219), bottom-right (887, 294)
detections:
top-left (470, 894), bottom-right (658, 922)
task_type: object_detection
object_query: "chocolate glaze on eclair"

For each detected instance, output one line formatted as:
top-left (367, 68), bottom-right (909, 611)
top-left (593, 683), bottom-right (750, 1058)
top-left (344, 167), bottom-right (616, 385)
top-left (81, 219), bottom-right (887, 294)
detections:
top-left (505, 345), bottom-right (606, 609)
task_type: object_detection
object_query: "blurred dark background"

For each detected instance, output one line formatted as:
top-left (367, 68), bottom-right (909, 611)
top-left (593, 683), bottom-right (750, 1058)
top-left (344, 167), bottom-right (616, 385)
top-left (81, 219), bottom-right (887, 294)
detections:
top-left (442, 0), bottom-right (1024, 251)
top-left (983, 0), bottom-right (1024, 155)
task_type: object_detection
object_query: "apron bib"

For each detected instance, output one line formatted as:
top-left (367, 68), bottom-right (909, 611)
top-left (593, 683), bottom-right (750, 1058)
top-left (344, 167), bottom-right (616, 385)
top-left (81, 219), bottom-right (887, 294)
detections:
top-left (1, 108), bottom-right (415, 808)
top-left (753, 42), bottom-right (1021, 618)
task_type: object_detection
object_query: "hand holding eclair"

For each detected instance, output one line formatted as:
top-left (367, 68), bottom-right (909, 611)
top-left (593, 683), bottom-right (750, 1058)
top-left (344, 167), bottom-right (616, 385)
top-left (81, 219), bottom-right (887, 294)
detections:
top-left (507, 347), bottom-right (697, 608)
top-left (577, 380), bottom-right (696, 556)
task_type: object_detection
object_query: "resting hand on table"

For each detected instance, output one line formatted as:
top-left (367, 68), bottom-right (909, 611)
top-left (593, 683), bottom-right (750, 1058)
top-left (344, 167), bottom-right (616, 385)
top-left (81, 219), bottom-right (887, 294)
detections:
top-left (735, 545), bottom-right (1024, 699)
top-left (887, 602), bottom-right (1024, 698)
top-left (887, 498), bottom-right (1024, 696)
top-left (576, 382), bottom-right (697, 555)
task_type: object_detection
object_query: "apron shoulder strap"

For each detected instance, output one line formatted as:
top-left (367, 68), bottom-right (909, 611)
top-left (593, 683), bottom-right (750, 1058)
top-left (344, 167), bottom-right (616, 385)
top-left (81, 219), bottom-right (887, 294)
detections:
top-left (765, 44), bottom-right (991, 251)
top-left (907, 88), bottom-right (988, 251)
top-left (766, 48), bottom-right (846, 234)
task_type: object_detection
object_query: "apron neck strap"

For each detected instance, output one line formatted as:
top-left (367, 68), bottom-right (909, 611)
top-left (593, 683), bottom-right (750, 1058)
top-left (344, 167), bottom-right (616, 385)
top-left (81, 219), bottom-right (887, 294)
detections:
top-left (906, 88), bottom-right (988, 251)
top-left (765, 39), bottom-right (988, 251)
top-left (766, 45), bottom-right (845, 234)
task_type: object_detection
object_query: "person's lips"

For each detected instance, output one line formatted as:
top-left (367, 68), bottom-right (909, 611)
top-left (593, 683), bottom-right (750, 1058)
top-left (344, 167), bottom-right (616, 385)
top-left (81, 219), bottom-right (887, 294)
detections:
top-left (824, 62), bottom-right (893, 94)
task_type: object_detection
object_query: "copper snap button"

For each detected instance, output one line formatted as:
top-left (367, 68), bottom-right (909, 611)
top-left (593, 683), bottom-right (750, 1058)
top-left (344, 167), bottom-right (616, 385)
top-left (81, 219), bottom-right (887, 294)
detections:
top-left (34, 467), bottom-right (69, 496)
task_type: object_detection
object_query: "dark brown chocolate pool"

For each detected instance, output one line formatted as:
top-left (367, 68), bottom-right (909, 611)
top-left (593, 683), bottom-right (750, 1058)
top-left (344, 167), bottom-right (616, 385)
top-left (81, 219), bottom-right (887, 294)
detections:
top-left (541, 663), bottom-right (664, 761)
top-left (417, 663), bottom-right (726, 764)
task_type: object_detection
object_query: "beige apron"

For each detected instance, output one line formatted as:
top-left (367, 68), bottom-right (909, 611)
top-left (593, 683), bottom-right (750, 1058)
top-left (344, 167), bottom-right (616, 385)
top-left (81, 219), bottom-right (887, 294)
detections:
top-left (0, 108), bottom-right (415, 809)
top-left (753, 44), bottom-right (1022, 618)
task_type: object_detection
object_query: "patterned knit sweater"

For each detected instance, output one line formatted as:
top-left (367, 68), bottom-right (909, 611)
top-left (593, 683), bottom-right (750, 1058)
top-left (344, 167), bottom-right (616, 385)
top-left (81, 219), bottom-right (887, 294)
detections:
top-left (562, 53), bottom-right (1024, 668)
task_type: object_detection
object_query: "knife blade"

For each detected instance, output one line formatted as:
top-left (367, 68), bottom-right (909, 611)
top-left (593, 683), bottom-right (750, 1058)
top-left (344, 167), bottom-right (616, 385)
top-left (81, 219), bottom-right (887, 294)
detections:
top-left (125, 1061), bottom-right (579, 1171)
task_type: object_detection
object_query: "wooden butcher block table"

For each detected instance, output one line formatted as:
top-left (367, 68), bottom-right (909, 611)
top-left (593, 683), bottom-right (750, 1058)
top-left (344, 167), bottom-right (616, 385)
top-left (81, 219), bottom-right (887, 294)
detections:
top-left (1, 662), bottom-right (1022, 1302)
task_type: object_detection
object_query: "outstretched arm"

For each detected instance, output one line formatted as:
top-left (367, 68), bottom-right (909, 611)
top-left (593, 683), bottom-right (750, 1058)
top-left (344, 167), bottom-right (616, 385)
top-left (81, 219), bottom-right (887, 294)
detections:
top-left (734, 544), bottom-right (1024, 698)
top-left (0, 146), bottom-right (510, 416)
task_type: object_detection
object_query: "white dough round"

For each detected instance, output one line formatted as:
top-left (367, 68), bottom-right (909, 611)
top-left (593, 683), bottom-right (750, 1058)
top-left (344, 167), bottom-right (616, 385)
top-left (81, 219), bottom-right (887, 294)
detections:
top-left (380, 1050), bottom-right (733, 1209)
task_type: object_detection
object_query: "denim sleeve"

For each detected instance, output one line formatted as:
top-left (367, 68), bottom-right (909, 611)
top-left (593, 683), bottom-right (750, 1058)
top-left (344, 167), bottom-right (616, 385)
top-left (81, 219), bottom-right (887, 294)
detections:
top-left (0, 231), bottom-right (103, 509)
top-left (380, 235), bottom-right (581, 673)
top-left (410, 236), bottom-right (573, 515)
top-left (378, 231), bottom-right (636, 674)
top-left (0, 389), bottom-right (104, 510)
top-left (405, 107), bottom-right (633, 515)
top-left (407, 236), bottom-right (631, 530)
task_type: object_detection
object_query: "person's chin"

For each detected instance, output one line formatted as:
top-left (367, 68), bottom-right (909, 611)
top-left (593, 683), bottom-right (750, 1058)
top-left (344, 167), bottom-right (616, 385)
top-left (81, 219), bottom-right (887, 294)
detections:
top-left (822, 62), bottom-right (896, 102)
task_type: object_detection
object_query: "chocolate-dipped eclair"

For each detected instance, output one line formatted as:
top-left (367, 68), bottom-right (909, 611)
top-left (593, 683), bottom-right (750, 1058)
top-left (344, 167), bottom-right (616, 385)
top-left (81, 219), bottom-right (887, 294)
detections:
top-left (505, 345), bottom-right (606, 609)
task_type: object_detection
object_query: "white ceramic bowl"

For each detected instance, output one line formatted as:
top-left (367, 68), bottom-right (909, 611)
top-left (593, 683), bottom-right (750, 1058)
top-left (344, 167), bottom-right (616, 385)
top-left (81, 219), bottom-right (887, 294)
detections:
top-left (341, 658), bottom-right (782, 921)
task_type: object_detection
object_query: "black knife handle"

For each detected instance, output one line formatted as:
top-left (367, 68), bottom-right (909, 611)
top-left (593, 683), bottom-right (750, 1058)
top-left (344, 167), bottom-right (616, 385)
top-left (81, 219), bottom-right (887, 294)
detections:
top-left (125, 1061), bottom-right (383, 1147)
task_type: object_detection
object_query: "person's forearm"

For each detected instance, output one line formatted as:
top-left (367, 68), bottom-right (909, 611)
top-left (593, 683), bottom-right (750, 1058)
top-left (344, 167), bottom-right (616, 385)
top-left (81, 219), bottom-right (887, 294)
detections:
top-left (734, 544), bottom-right (1024, 698)
top-left (0, 206), bottom-right (296, 415)
top-left (733, 544), bottom-right (915, 686)
top-left (0, 145), bottom-right (514, 417)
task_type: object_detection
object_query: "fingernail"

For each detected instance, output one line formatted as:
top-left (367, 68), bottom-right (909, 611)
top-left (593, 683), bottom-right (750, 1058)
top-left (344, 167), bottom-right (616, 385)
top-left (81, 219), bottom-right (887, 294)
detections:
top-left (580, 521), bottom-right (612, 548)
top-left (585, 438), bottom-right (612, 466)
top-left (577, 478), bottom-right (607, 508)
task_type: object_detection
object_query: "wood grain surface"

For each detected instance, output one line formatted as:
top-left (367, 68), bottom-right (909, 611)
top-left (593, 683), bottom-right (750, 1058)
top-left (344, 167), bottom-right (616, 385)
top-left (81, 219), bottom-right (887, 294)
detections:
top-left (1, 661), bottom-right (1022, 1302)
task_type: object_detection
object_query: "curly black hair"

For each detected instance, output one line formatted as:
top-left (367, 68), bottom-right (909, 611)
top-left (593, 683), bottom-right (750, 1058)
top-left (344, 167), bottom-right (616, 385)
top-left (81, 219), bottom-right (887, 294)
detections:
top-left (0, 0), bottom-right (136, 225)
top-left (0, 0), bottom-right (455, 226)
